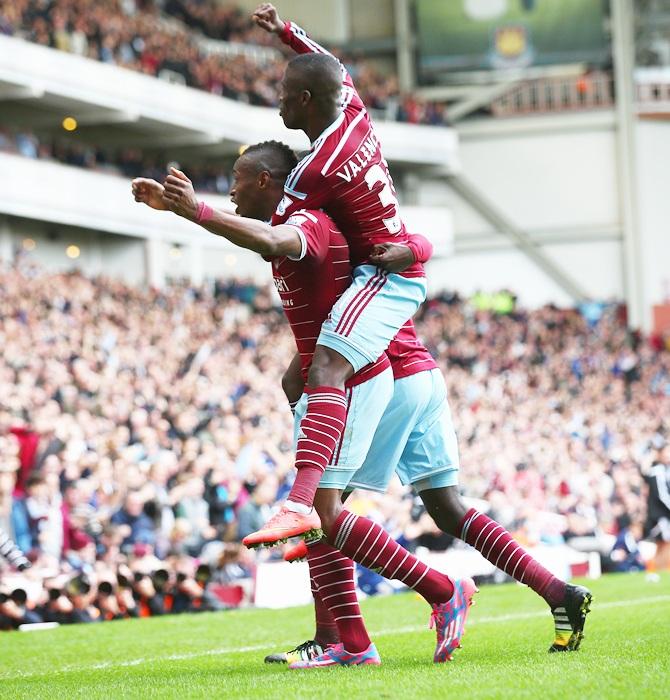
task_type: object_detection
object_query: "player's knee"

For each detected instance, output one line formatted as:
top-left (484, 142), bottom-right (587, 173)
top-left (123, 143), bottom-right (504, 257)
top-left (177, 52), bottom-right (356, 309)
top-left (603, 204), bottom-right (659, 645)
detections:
top-left (420, 486), bottom-right (468, 537)
top-left (307, 346), bottom-right (353, 388)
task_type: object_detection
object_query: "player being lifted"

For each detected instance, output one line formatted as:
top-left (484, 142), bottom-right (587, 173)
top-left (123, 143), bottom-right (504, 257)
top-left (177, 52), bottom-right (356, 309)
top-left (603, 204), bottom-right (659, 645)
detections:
top-left (132, 141), bottom-right (477, 666)
top-left (134, 148), bottom-right (590, 663)
top-left (246, 4), bottom-right (592, 659)
top-left (241, 4), bottom-right (432, 546)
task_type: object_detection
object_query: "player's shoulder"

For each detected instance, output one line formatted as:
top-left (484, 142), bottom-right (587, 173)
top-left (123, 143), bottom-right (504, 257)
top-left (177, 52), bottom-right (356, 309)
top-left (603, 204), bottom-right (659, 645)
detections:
top-left (286, 209), bottom-right (346, 246)
top-left (285, 208), bottom-right (327, 228)
top-left (283, 109), bottom-right (370, 198)
top-left (283, 144), bottom-right (329, 200)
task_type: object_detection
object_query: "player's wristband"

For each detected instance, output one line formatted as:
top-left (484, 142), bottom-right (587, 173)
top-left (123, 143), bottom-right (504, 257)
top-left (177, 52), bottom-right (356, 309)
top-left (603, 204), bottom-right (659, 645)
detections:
top-left (288, 400), bottom-right (298, 416)
top-left (195, 201), bottom-right (213, 224)
top-left (279, 20), bottom-right (292, 43)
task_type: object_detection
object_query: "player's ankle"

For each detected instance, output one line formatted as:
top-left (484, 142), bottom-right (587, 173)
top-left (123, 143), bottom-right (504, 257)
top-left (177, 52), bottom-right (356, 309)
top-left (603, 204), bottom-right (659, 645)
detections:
top-left (315, 629), bottom-right (340, 647)
top-left (285, 500), bottom-right (313, 515)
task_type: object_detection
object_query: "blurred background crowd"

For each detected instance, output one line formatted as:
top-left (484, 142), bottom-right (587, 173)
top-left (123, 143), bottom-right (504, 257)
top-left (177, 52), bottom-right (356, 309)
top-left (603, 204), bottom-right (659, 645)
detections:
top-left (0, 126), bottom-right (232, 194)
top-left (1, 260), bottom-right (668, 630)
top-left (0, 0), bottom-right (448, 126)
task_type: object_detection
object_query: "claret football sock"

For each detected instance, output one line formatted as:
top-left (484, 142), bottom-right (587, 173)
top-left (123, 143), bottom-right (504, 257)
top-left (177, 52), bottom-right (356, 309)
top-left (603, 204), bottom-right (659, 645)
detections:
top-left (308, 540), bottom-right (371, 653)
top-left (458, 508), bottom-right (566, 607)
top-left (330, 510), bottom-right (454, 606)
top-left (307, 540), bottom-right (340, 646)
top-left (287, 386), bottom-right (347, 507)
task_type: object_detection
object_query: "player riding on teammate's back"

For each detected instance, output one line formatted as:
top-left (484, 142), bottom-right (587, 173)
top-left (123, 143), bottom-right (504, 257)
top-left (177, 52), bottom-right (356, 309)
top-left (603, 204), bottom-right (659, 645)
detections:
top-left (244, 3), bottom-right (432, 546)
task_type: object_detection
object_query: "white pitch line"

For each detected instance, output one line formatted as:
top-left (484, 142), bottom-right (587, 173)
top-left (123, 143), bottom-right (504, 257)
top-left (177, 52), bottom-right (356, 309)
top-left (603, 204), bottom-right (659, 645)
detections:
top-left (372, 594), bottom-right (670, 637)
top-left (2, 593), bottom-right (669, 681)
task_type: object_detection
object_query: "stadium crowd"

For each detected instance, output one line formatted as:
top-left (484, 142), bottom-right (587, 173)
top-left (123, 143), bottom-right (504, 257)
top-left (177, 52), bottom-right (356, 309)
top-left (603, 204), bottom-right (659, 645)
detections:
top-left (0, 127), bottom-right (231, 194)
top-left (1, 260), bottom-right (668, 629)
top-left (0, 0), bottom-right (449, 126)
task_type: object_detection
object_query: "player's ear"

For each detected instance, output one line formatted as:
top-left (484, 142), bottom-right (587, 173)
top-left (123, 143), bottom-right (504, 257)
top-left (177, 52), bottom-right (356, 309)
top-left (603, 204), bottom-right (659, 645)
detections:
top-left (257, 171), bottom-right (272, 189)
top-left (300, 89), bottom-right (312, 106)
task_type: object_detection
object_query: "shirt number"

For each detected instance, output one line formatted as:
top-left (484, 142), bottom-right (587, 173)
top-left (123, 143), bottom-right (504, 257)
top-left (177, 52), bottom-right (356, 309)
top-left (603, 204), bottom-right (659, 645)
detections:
top-left (364, 163), bottom-right (401, 235)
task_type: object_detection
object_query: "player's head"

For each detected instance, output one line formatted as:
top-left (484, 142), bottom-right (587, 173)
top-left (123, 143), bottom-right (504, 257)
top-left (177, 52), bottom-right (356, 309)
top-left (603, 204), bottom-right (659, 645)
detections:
top-left (230, 140), bottom-right (298, 220)
top-left (279, 53), bottom-right (342, 130)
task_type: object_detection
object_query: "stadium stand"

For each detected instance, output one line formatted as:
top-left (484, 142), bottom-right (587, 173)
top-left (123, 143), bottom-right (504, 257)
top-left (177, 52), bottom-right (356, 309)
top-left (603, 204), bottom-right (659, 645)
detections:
top-left (0, 126), bottom-right (232, 193)
top-left (1, 263), bottom-right (668, 628)
top-left (0, 0), bottom-right (448, 125)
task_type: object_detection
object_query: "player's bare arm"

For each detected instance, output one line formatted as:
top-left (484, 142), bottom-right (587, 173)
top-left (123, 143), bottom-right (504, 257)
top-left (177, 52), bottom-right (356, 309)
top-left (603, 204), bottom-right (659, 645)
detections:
top-left (370, 234), bottom-right (434, 273)
top-left (281, 352), bottom-right (304, 404)
top-left (370, 244), bottom-right (415, 274)
top-left (160, 168), bottom-right (302, 258)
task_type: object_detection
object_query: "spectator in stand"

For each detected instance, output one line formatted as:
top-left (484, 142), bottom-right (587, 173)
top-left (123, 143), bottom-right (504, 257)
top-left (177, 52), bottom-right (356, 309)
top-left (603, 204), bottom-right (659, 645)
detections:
top-left (0, 0), bottom-right (448, 125)
top-left (608, 514), bottom-right (645, 573)
top-left (111, 491), bottom-right (156, 549)
top-left (236, 474), bottom-right (278, 541)
top-left (0, 127), bottom-right (233, 193)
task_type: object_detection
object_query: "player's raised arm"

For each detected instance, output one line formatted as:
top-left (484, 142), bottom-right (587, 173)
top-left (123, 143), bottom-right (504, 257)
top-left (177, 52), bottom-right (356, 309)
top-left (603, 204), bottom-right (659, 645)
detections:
top-left (252, 3), bottom-right (363, 110)
top-left (136, 168), bottom-right (302, 259)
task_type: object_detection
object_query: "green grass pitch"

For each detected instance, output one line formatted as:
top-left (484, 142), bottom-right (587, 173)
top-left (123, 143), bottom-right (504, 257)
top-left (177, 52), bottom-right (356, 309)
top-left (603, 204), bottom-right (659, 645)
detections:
top-left (1, 573), bottom-right (668, 699)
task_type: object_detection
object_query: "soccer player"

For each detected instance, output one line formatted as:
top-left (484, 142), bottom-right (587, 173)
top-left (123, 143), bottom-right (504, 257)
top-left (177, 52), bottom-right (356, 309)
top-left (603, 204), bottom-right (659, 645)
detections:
top-left (132, 141), bottom-right (476, 666)
top-left (644, 444), bottom-right (670, 572)
top-left (237, 4), bottom-right (434, 544)
top-left (267, 320), bottom-right (593, 665)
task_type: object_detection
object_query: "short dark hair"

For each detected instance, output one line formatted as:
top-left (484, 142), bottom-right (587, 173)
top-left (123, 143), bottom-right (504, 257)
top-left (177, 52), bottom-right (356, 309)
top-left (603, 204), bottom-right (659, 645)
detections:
top-left (25, 473), bottom-right (45, 489)
top-left (287, 52), bottom-right (342, 102)
top-left (239, 140), bottom-right (298, 181)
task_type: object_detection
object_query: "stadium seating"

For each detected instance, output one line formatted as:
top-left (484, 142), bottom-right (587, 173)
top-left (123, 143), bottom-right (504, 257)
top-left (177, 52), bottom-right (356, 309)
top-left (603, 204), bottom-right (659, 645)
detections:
top-left (1, 266), bottom-right (667, 627)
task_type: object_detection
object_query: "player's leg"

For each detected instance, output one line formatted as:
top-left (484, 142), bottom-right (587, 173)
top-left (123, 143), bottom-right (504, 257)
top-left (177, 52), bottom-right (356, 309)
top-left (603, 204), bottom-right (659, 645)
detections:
top-left (396, 369), bottom-right (592, 652)
top-left (284, 487), bottom-right (381, 668)
top-left (419, 485), bottom-right (592, 651)
top-left (286, 265), bottom-right (427, 512)
top-left (275, 373), bottom-right (474, 667)
top-left (288, 377), bottom-right (471, 666)
top-left (309, 490), bottom-right (374, 652)
top-left (264, 558), bottom-right (339, 665)
top-left (317, 410), bottom-right (476, 664)
top-left (242, 367), bottom-right (394, 548)
top-left (652, 523), bottom-right (670, 570)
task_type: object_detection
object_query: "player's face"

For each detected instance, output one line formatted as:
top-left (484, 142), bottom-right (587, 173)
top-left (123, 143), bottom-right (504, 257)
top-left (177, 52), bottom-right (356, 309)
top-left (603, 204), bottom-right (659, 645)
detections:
top-left (230, 158), bottom-right (275, 220)
top-left (230, 161), bottom-right (259, 218)
top-left (278, 68), bottom-right (305, 129)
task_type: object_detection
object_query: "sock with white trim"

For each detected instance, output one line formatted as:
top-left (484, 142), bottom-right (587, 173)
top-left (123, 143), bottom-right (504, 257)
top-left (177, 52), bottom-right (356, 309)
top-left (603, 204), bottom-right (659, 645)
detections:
top-left (287, 386), bottom-right (347, 507)
top-left (284, 500), bottom-right (312, 515)
top-left (308, 540), bottom-right (369, 653)
top-left (330, 510), bottom-right (454, 606)
top-left (458, 508), bottom-right (566, 607)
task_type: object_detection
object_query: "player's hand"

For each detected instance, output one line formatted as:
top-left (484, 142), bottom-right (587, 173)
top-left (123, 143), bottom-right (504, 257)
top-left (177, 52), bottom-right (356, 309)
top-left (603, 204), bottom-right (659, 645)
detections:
top-left (132, 178), bottom-right (168, 211)
top-left (252, 3), bottom-right (285, 34)
top-left (162, 167), bottom-right (199, 221)
top-left (369, 243), bottom-right (415, 273)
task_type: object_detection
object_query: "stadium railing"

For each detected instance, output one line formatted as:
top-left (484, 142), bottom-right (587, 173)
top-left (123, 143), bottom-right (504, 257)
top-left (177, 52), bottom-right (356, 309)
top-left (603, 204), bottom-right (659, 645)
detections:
top-left (490, 72), bottom-right (614, 118)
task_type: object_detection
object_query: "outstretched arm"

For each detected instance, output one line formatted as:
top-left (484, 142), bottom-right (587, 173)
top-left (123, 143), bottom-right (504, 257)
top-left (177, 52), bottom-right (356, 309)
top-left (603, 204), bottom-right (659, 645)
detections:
top-left (132, 169), bottom-right (303, 258)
